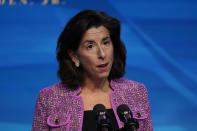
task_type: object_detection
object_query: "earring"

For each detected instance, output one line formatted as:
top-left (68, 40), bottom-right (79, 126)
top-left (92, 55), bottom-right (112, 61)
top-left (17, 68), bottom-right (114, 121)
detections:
top-left (75, 62), bottom-right (80, 67)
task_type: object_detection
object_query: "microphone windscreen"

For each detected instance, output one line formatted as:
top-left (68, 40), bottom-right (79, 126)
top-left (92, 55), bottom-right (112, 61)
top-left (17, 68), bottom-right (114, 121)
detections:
top-left (117, 104), bottom-right (133, 121)
top-left (93, 104), bottom-right (106, 114)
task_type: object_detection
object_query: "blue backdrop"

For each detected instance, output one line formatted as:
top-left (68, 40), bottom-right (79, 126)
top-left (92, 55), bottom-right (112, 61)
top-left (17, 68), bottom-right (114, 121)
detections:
top-left (0, 0), bottom-right (197, 130)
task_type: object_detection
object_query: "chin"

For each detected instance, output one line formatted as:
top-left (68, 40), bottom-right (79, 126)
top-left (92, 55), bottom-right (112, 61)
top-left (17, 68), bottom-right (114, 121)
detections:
top-left (95, 72), bottom-right (110, 80)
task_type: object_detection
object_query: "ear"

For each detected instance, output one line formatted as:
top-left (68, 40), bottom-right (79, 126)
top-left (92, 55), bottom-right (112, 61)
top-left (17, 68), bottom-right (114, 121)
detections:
top-left (67, 50), bottom-right (79, 64)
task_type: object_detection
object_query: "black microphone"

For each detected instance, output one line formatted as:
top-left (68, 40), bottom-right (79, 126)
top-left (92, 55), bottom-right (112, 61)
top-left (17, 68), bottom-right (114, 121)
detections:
top-left (93, 104), bottom-right (113, 131)
top-left (117, 104), bottom-right (139, 131)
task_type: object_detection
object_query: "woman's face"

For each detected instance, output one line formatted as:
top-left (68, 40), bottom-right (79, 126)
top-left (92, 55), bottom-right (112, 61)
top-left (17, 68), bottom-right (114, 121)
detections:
top-left (70, 26), bottom-right (114, 80)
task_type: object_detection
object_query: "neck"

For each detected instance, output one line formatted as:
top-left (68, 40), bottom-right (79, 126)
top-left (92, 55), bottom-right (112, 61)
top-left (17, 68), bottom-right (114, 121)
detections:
top-left (81, 77), bottom-right (110, 93)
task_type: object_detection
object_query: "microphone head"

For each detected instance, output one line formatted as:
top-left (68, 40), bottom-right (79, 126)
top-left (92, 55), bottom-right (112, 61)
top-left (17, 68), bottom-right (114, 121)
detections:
top-left (93, 104), bottom-right (106, 114)
top-left (117, 104), bottom-right (133, 122)
top-left (93, 104), bottom-right (113, 130)
top-left (117, 104), bottom-right (139, 130)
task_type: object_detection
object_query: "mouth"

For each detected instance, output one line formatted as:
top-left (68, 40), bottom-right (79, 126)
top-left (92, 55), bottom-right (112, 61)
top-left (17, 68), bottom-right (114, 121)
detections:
top-left (97, 63), bottom-right (108, 68)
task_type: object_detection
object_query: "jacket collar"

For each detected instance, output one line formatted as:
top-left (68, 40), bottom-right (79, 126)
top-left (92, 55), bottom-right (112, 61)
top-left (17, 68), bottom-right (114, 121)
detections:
top-left (71, 78), bottom-right (120, 97)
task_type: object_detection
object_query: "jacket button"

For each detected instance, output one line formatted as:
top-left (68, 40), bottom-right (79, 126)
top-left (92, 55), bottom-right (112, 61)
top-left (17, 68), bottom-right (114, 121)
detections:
top-left (136, 113), bottom-right (141, 118)
top-left (55, 119), bottom-right (59, 124)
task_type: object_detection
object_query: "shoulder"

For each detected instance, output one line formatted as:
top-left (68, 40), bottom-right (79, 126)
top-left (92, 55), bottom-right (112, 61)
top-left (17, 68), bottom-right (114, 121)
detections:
top-left (38, 83), bottom-right (60, 96)
top-left (112, 77), bottom-right (146, 88)
top-left (111, 78), bottom-right (148, 94)
top-left (37, 82), bottom-right (75, 98)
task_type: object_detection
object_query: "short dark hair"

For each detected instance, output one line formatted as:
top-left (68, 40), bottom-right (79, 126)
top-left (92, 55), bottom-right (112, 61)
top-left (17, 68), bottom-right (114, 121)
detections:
top-left (56, 9), bottom-right (126, 88)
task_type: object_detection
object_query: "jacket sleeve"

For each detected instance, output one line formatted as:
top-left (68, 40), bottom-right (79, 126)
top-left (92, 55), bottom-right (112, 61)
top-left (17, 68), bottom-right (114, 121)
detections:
top-left (138, 84), bottom-right (153, 131)
top-left (32, 89), bottom-right (49, 131)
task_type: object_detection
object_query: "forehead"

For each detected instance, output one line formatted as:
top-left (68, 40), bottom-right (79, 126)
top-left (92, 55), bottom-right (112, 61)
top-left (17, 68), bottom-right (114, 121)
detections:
top-left (82, 26), bottom-right (110, 41)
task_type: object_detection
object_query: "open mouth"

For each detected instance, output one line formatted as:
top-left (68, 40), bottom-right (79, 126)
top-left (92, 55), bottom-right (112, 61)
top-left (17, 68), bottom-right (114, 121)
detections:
top-left (97, 63), bottom-right (108, 68)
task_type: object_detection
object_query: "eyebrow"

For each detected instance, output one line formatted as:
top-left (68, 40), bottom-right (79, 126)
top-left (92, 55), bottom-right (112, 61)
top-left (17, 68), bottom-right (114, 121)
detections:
top-left (82, 36), bottom-right (111, 44)
top-left (102, 36), bottom-right (110, 41)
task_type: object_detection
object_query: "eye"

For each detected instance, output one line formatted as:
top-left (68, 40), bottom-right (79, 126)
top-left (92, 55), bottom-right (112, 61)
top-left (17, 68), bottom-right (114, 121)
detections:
top-left (87, 44), bottom-right (93, 49)
top-left (103, 41), bottom-right (110, 45)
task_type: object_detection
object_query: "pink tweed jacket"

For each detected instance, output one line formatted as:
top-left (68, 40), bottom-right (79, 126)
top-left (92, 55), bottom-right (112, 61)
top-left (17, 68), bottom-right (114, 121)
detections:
top-left (32, 78), bottom-right (153, 131)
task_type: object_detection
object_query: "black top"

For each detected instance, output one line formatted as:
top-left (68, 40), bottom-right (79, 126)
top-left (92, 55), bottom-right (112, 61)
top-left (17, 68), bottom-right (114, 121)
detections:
top-left (82, 109), bottom-right (119, 131)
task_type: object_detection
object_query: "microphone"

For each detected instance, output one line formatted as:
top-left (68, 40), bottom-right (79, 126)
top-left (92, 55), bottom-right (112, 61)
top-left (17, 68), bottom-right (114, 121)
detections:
top-left (93, 104), bottom-right (113, 131)
top-left (117, 104), bottom-right (139, 131)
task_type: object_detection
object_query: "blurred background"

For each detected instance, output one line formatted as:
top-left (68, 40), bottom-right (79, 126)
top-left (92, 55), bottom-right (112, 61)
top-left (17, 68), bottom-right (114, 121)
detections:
top-left (0, 0), bottom-right (197, 130)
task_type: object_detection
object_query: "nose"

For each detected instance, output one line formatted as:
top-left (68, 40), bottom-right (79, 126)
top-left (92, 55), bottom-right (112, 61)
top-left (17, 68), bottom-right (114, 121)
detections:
top-left (97, 46), bottom-right (106, 60)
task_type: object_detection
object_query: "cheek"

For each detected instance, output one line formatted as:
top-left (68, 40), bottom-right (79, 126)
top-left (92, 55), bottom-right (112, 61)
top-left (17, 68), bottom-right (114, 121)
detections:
top-left (79, 55), bottom-right (96, 66)
top-left (109, 48), bottom-right (114, 60)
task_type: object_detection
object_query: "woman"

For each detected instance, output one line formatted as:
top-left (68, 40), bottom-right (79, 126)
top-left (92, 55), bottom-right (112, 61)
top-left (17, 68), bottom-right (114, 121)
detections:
top-left (32, 10), bottom-right (153, 131)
